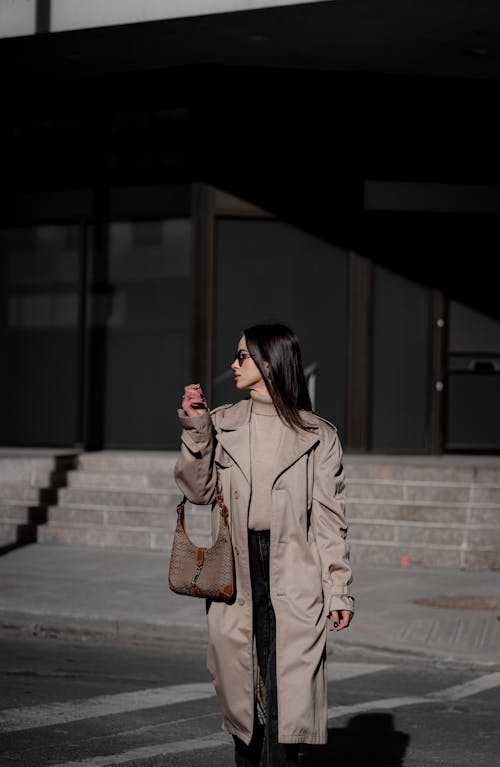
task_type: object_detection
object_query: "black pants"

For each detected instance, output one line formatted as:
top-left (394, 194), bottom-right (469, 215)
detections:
top-left (234, 531), bottom-right (299, 767)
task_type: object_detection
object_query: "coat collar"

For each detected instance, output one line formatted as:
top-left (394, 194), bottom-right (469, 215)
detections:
top-left (216, 399), bottom-right (319, 485)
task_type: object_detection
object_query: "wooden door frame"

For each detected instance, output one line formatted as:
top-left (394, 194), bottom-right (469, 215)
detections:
top-left (193, 190), bottom-right (447, 453)
top-left (428, 290), bottom-right (448, 454)
top-left (192, 184), bottom-right (272, 407)
top-left (345, 255), bottom-right (447, 453)
top-left (346, 252), bottom-right (373, 451)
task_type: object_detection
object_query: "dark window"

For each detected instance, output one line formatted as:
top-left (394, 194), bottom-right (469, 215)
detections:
top-left (214, 218), bottom-right (348, 436)
top-left (371, 267), bottom-right (431, 452)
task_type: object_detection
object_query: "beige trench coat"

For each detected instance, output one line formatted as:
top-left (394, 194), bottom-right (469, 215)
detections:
top-left (174, 399), bottom-right (354, 746)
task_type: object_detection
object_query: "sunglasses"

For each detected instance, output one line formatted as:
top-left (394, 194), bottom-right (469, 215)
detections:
top-left (233, 351), bottom-right (256, 366)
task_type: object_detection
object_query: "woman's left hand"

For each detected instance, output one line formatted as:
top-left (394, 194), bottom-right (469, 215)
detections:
top-left (329, 610), bottom-right (353, 632)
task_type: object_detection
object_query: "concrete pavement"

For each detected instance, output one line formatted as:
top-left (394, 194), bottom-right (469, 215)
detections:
top-left (0, 543), bottom-right (498, 668)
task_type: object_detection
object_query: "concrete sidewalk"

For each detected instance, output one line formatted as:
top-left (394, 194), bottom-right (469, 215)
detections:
top-left (0, 543), bottom-right (498, 668)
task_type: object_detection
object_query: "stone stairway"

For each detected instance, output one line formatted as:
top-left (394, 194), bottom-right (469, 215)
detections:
top-left (31, 451), bottom-right (500, 570)
top-left (0, 455), bottom-right (76, 552)
top-left (346, 458), bottom-right (500, 570)
top-left (37, 452), bottom-right (211, 550)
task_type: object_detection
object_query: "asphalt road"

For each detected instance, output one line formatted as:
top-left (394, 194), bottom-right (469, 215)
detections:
top-left (1, 637), bottom-right (499, 767)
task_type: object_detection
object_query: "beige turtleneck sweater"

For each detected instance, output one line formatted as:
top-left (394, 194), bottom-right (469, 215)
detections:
top-left (248, 391), bottom-right (287, 531)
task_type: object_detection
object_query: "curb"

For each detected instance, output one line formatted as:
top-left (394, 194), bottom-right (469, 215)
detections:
top-left (331, 633), bottom-right (500, 670)
top-left (0, 610), bottom-right (208, 650)
top-left (1, 609), bottom-right (499, 670)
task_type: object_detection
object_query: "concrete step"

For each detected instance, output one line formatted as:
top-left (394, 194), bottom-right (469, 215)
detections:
top-left (0, 469), bottom-right (60, 488)
top-left (0, 498), bottom-right (48, 550)
top-left (36, 449), bottom-right (208, 551)
top-left (0, 454), bottom-right (73, 549)
top-left (0, 505), bottom-right (47, 524)
top-left (348, 502), bottom-right (500, 523)
top-left (346, 479), bottom-right (500, 505)
top-left (0, 486), bottom-right (47, 548)
top-left (77, 451), bottom-right (179, 474)
top-left (40, 494), bottom-right (213, 550)
top-left (344, 459), bottom-right (500, 484)
top-left (46, 505), bottom-right (211, 531)
top-left (38, 507), bottom-right (210, 551)
top-left (66, 469), bottom-right (178, 492)
top-left (0, 485), bottom-right (55, 503)
top-left (0, 455), bottom-right (76, 482)
top-left (0, 458), bottom-right (55, 485)
top-left (37, 524), bottom-right (165, 549)
top-left (56, 487), bottom-right (179, 509)
top-left (0, 522), bottom-right (38, 548)
top-left (349, 502), bottom-right (467, 523)
top-left (350, 519), bottom-right (500, 547)
top-left (32, 451), bottom-right (500, 570)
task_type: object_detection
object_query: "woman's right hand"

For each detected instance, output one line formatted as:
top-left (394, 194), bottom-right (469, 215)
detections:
top-left (181, 383), bottom-right (208, 417)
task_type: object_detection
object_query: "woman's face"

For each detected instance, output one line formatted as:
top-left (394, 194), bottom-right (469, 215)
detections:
top-left (231, 336), bottom-right (269, 395)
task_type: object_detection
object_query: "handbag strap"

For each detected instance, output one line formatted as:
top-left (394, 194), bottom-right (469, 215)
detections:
top-left (215, 480), bottom-right (229, 527)
top-left (177, 483), bottom-right (229, 526)
top-left (176, 497), bottom-right (187, 522)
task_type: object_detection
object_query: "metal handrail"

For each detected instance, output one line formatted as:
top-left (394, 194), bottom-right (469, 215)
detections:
top-left (304, 362), bottom-right (318, 411)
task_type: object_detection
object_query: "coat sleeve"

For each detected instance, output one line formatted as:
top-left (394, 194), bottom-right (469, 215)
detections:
top-left (173, 410), bottom-right (218, 505)
top-left (311, 426), bottom-right (354, 615)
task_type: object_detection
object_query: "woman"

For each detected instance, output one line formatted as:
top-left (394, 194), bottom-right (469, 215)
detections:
top-left (175, 323), bottom-right (354, 766)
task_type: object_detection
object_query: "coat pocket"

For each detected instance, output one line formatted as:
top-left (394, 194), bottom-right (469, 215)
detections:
top-left (215, 458), bottom-right (233, 469)
top-left (214, 445), bottom-right (233, 469)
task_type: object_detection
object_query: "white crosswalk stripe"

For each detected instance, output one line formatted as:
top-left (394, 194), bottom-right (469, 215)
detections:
top-left (327, 672), bottom-right (500, 720)
top-left (0, 663), bottom-right (386, 734)
top-left (327, 662), bottom-right (389, 682)
top-left (0, 683), bottom-right (215, 733)
top-left (49, 733), bottom-right (233, 767)
top-left (426, 672), bottom-right (500, 701)
top-left (328, 695), bottom-right (427, 720)
top-left (3, 664), bottom-right (500, 767)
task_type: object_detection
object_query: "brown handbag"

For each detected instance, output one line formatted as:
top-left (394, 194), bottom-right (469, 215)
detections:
top-left (168, 483), bottom-right (235, 602)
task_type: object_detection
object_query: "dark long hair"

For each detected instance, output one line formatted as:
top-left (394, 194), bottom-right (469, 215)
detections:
top-left (244, 323), bottom-right (313, 431)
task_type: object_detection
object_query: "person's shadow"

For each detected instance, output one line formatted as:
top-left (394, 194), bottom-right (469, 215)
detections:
top-left (301, 713), bottom-right (410, 766)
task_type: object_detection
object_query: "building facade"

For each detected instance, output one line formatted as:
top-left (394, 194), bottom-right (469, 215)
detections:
top-left (1, 1), bottom-right (500, 453)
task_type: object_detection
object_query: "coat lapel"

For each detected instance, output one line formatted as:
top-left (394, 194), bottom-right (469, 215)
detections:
top-left (272, 423), bottom-right (319, 485)
top-left (216, 400), bottom-right (319, 486)
top-left (216, 399), bottom-right (252, 484)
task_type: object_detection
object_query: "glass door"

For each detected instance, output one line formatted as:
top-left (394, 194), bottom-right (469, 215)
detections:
top-left (0, 225), bottom-right (82, 446)
top-left (371, 266), bottom-right (432, 452)
top-left (86, 216), bottom-right (194, 448)
top-left (0, 185), bottom-right (196, 450)
top-left (447, 301), bottom-right (500, 451)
